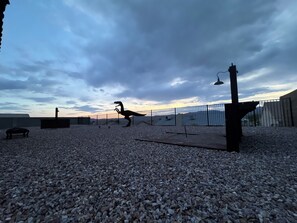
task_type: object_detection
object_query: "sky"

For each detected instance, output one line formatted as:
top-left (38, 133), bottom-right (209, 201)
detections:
top-left (1, 0), bottom-right (297, 117)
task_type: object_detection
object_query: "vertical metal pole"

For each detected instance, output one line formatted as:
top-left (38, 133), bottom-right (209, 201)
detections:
top-left (225, 63), bottom-right (240, 152)
top-left (228, 63), bottom-right (239, 105)
top-left (118, 113), bottom-right (120, 125)
top-left (196, 107), bottom-right (199, 126)
top-left (151, 110), bottom-right (153, 125)
top-left (184, 125), bottom-right (188, 138)
top-left (264, 102), bottom-right (267, 126)
top-left (206, 105), bottom-right (210, 126)
top-left (96, 115), bottom-right (98, 125)
top-left (229, 63), bottom-right (241, 136)
top-left (276, 100), bottom-right (281, 126)
top-left (174, 108), bottom-right (177, 126)
top-left (253, 110), bottom-right (256, 127)
top-left (289, 98), bottom-right (294, 127)
top-left (281, 99), bottom-right (288, 126)
top-left (106, 114), bottom-right (108, 125)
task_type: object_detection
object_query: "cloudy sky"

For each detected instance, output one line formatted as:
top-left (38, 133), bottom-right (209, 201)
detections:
top-left (1, 0), bottom-right (296, 117)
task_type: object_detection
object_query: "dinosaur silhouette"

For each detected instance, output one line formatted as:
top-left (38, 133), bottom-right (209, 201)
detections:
top-left (114, 101), bottom-right (146, 127)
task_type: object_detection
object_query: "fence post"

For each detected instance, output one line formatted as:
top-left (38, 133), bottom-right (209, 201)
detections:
top-left (151, 110), bottom-right (153, 125)
top-left (96, 115), bottom-right (98, 125)
top-left (174, 108), bottom-right (177, 126)
top-left (106, 114), bottom-right (108, 125)
top-left (253, 110), bottom-right (256, 126)
top-left (288, 98), bottom-right (294, 127)
top-left (206, 105), bottom-right (210, 126)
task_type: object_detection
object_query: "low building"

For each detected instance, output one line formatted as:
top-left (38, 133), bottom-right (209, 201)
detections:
top-left (280, 89), bottom-right (297, 127)
top-left (0, 114), bottom-right (30, 129)
top-left (0, 114), bottom-right (30, 118)
top-left (0, 114), bottom-right (90, 129)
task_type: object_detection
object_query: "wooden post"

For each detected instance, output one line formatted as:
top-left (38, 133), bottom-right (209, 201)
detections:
top-left (55, 108), bottom-right (59, 119)
top-left (225, 104), bottom-right (240, 152)
top-left (229, 64), bottom-right (239, 105)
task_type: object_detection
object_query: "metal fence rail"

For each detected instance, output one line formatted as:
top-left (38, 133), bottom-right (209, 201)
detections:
top-left (90, 98), bottom-right (294, 127)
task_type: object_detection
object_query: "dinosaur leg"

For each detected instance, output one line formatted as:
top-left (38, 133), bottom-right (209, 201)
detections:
top-left (125, 116), bottom-right (131, 127)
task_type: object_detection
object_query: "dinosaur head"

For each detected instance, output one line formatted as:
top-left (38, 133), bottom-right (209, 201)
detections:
top-left (114, 101), bottom-right (122, 107)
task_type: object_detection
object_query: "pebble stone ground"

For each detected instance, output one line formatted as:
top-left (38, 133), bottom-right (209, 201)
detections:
top-left (0, 125), bottom-right (296, 222)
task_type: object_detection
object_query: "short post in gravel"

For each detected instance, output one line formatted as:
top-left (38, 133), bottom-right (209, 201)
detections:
top-left (55, 107), bottom-right (59, 119)
top-left (40, 107), bottom-right (70, 129)
top-left (214, 63), bottom-right (259, 152)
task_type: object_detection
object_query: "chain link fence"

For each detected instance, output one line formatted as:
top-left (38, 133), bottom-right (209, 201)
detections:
top-left (90, 98), bottom-right (294, 127)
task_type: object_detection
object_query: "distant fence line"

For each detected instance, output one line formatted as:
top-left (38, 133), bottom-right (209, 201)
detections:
top-left (90, 99), bottom-right (294, 127)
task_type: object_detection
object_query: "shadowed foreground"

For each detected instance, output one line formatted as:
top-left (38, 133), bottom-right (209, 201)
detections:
top-left (0, 126), bottom-right (296, 222)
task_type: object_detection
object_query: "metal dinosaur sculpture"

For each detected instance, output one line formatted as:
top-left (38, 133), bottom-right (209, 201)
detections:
top-left (114, 101), bottom-right (146, 127)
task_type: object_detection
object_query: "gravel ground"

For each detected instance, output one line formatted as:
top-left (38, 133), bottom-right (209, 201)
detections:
top-left (0, 125), bottom-right (296, 222)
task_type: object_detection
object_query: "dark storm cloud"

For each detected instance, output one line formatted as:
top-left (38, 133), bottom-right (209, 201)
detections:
top-left (0, 75), bottom-right (59, 94)
top-left (0, 59), bottom-right (77, 98)
top-left (1, 0), bottom-right (295, 114)
top-left (63, 0), bottom-right (297, 102)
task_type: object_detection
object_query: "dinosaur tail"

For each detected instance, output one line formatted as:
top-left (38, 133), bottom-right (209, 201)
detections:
top-left (130, 111), bottom-right (146, 116)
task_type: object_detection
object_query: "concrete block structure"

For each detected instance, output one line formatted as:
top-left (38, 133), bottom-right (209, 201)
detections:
top-left (0, 115), bottom-right (90, 129)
